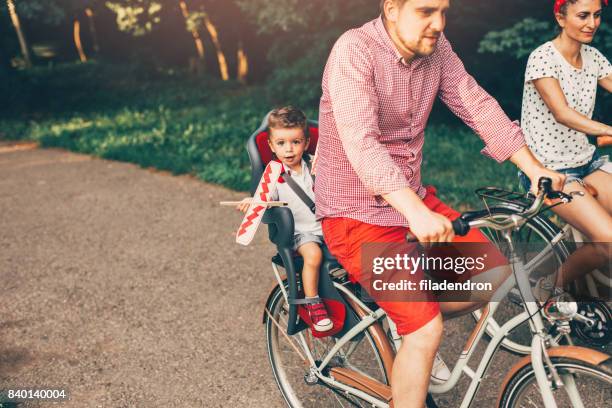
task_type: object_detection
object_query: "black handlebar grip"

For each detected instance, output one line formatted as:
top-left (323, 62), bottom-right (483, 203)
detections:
top-left (406, 231), bottom-right (418, 243)
top-left (537, 177), bottom-right (552, 194)
top-left (405, 217), bottom-right (471, 243)
top-left (452, 217), bottom-right (470, 236)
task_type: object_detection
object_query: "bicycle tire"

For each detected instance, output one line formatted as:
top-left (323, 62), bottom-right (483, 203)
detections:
top-left (498, 356), bottom-right (612, 407)
top-left (265, 282), bottom-right (390, 408)
top-left (471, 205), bottom-right (572, 355)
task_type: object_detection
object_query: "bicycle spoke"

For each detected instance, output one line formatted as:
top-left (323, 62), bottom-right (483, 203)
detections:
top-left (265, 306), bottom-right (308, 363)
top-left (267, 286), bottom-right (389, 407)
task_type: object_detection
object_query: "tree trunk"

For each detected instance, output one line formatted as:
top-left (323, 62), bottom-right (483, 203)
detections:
top-left (236, 41), bottom-right (248, 84)
top-left (84, 8), bottom-right (100, 53)
top-left (178, 0), bottom-right (205, 61)
top-left (6, 0), bottom-right (32, 68)
top-left (73, 18), bottom-right (87, 62)
top-left (179, 0), bottom-right (205, 75)
top-left (203, 14), bottom-right (228, 81)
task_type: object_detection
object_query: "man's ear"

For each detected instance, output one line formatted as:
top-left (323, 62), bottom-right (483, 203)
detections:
top-left (384, 0), bottom-right (400, 23)
top-left (304, 137), bottom-right (311, 150)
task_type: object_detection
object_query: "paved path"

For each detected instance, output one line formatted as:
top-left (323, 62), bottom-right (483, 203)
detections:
top-left (0, 143), bottom-right (522, 407)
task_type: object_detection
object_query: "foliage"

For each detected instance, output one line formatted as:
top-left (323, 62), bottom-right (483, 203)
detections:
top-left (479, 18), bottom-right (553, 59)
top-left (236, 0), bottom-right (346, 33)
top-left (184, 10), bottom-right (207, 33)
top-left (13, 0), bottom-right (66, 25)
top-left (11, 0), bottom-right (100, 25)
top-left (236, 0), bottom-right (376, 110)
top-left (2, 62), bottom-right (268, 191)
top-left (105, 0), bottom-right (162, 36)
top-left (265, 29), bottom-right (342, 108)
top-left (3, 62), bottom-right (550, 207)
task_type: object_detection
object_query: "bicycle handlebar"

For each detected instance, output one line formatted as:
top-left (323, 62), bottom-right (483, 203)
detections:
top-left (405, 177), bottom-right (572, 243)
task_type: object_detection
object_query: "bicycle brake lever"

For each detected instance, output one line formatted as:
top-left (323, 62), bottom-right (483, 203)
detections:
top-left (546, 191), bottom-right (574, 204)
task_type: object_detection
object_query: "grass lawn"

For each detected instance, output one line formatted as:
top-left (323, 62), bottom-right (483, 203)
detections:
top-left (3, 62), bottom-right (608, 209)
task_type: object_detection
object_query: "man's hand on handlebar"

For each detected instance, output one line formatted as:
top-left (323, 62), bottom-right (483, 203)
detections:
top-left (406, 209), bottom-right (455, 243)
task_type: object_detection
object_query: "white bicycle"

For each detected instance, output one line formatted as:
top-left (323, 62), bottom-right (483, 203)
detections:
top-left (263, 178), bottom-right (612, 407)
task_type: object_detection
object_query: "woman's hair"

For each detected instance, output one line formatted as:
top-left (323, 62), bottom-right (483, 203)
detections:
top-left (557, 0), bottom-right (581, 15)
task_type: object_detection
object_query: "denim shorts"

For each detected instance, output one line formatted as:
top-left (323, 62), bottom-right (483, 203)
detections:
top-left (519, 152), bottom-right (610, 192)
top-left (294, 232), bottom-right (323, 251)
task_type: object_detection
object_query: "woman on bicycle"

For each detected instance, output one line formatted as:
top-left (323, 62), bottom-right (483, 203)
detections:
top-left (520, 0), bottom-right (612, 296)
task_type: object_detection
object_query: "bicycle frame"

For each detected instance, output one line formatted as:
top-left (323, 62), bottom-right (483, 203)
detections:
top-left (268, 229), bottom-right (583, 408)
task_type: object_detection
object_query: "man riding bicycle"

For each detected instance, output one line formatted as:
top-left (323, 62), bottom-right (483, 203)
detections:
top-left (315, 1), bottom-right (565, 406)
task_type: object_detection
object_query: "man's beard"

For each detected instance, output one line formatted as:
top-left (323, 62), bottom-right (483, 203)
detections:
top-left (396, 28), bottom-right (440, 58)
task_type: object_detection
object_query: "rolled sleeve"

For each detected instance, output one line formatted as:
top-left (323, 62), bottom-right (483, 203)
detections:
top-left (327, 35), bottom-right (410, 196)
top-left (437, 35), bottom-right (525, 162)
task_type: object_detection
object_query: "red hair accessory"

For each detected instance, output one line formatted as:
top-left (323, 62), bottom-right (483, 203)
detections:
top-left (555, 0), bottom-right (608, 14)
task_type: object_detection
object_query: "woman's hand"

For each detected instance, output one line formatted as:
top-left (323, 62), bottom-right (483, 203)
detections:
top-left (236, 197), bottom-right (253, 213)
top-left (597, 135), bottom-right (612, 147)
top-left (510, 146), bottom-right (566, 193)
top-left (524, 166), bottom-right (566, 195)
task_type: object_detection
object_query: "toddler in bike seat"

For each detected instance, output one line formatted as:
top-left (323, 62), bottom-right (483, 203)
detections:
top-left (238, 106), bottom-right (333, 332)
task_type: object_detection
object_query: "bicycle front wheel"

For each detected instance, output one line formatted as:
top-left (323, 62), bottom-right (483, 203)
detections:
top-left (265, 283), bottom-right (389, 408)
top-left (499, 356), bottom-right (612, 407)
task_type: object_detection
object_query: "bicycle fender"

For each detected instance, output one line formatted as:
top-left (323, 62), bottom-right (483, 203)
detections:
top-left (496, 346), bottom-right (611, 407)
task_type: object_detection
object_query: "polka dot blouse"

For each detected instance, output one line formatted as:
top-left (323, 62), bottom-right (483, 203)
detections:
top-left (521, 41), bottom-right (612, 170)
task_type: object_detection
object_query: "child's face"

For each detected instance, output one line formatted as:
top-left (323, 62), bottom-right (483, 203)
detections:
top-left (268, 127), bottom-right (309, 170)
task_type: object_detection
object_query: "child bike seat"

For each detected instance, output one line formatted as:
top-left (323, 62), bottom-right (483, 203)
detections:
top-left (247, 112), bottom-right (361, 338)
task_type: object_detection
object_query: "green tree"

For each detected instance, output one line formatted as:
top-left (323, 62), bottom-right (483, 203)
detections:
top-left (4, 1), bottom-right (104, 65)
top-left (236, 0), bottom-right (376, 107)
top-left (105, 0), bottom-right (162, 36)
top-left (6, 0), bottom-right (32, 68)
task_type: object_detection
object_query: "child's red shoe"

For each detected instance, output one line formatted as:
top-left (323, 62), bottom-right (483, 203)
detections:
top-left (305, 300), bottom-right (333, 332)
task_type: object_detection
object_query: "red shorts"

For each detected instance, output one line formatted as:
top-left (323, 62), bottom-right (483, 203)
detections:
top-left (321, 186), bottom-right (507, 335)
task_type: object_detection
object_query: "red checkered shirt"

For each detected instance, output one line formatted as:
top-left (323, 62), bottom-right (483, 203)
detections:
top-left (315, 16), bottom-right (526, 226)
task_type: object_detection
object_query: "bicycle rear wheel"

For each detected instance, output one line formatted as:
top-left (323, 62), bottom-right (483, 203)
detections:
top-left (265, 283), bottom-right (390, 407)
top-left (473, 207), bottom-right (571, 355)
top-left (499, 356), bottom-right (612, 407)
